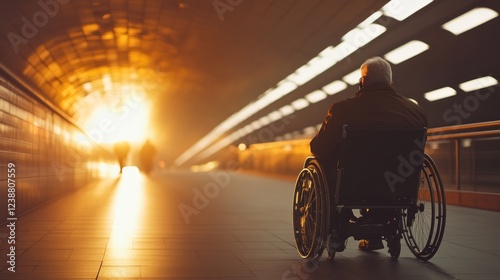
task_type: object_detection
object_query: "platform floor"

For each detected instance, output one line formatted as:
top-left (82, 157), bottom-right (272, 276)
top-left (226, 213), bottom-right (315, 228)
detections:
top-left (1, 168), bottom-right (500, 279)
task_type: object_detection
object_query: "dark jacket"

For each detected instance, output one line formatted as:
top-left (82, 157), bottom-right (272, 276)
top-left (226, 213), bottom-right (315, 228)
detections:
top-left (310, 83), bottom-right (427, 165)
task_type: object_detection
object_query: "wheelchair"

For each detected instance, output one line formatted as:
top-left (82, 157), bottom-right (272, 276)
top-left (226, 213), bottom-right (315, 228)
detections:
top-left (293, 125), bottom-right (446, 261)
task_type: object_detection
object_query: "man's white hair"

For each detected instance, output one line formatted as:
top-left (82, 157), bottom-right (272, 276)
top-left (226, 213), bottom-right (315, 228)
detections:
top-left (360, 57), bottom-right (392, 85)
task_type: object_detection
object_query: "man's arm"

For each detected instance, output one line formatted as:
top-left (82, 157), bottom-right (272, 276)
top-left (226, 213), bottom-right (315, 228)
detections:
top-left (310, 103), bottom-right (343, 160)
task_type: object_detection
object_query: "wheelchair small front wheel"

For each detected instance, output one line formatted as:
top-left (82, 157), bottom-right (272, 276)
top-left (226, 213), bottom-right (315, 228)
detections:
top-left (387, 235), bottom-right (401, 260)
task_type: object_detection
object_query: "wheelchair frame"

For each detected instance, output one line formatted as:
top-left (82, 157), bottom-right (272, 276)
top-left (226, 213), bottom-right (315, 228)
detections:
top-left (293, 126), bottom-right (446, 261)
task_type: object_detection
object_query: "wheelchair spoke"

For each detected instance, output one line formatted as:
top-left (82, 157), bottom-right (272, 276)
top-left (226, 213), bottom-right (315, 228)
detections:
top-left (402, 154), bottom-right (446, 261)
top-left (293, 159), bottom-right (329, 260)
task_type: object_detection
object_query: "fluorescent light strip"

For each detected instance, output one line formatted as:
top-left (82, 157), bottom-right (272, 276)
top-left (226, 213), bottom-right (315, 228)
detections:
top-left (341, 24), bottom-right (386, 49)
top-left (251, 120), bottom-right (262, 130)
top-left (343, 69), bottom-right (361, 85)
top-left (384, 40), bottom-right (429, 64)
top-left (303, 126), bottom-right (317, 135)
top-left (459, 76), bottom-right (498, 92)
top-left (259, 116), bottom-right (271, 126)
top-left (358, 11), bottom-right (383, 28)
top-left (291, 98), bottom-right (309, 110)
top-left (175, 0), bottom-right (434, 167)
top-left (305, 90), bottom-right (327, 103)
top-left (244, 125), bottom-right (253, 134)
top-left (382, 0), bottom-right (433, 21)
top-left (173, 81), bottom-right (297, 166)
top-left (424, 87), bottom-right (456, 101)
top-left (194, 93), bottom-right (324, 161)
top-left (279, 105), bottom-right (295, 116)
top-left (322, 80), bottom-right (348, 95)
top-left (442, 7), bottom-right (499, 35)
top-left (268, 111), bottom-right (282, 121)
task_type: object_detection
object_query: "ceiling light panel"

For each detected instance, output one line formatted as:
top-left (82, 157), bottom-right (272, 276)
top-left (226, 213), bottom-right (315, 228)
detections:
top-left (358, 11), bottom-right (383, 28)
top-left (305, 90), bottom-right (327, 103)
top-left (342, 69), bottom-right (361, 85)
top-left (442, 7), bottom-right (499, 35)
top-left (424, 87), bottom-right (457, 101)
top-left (384, 40), bottom-right (429, 64)
top-left (459, 76), bottom-right (498, 92)
top-left (382, 0), bottom-right (433, 21)
top-left (279, 105), bottom-right (295, 116)
top-left (291, 98), bottom-right (309, 110)
top-left (341, 24), bottom-right (386, 49)
top-left (322, 80), bottom-right (348, 95)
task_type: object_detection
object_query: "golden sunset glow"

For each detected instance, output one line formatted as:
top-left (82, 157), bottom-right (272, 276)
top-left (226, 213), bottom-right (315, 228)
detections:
top-left (82, 84), bottom-right (151, 144)
top-left (108, 166), bottom-right (144, 250)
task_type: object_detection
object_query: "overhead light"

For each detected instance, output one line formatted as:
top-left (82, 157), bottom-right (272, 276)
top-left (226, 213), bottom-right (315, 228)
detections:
top-left (342, 69), bottom-right (361, 85)
top-left (279, 105), bottom-right (295, 116)
top-left (384, 40), bottom-right (429, 64)
top-left (305, 90), bottom-right (327, 103)
top-left (268, 111), bottom-right (282, 121)
top-left (341, 24), bottom-right (386, 49)
top-left (322, 80), bottom-right (348, 95)
top-left (176, 0), bottom-right (432, 167)
top-left (303, 126), bottom-right (318, 136)
top-left (231, 130), bottom-right (243, 140)
top-left (286, 65), bottom-right (314, 86)
top-left (358, 11), bottom-right (383, 28)
top-left (236, 128), bottom-right (247, 137)
top-left (259, 116), bottom-right (271, 126)
top-left (258, 81), bottom-right (297, 109)
top-left (251, 120), bottom-right (262, 130)
top-left (244, 125), bottom-right (254, 134)
top-left (459, 76), bottom-right (498, 92)
top-left (291, 98), bottom-right (309, 110)
top-left (286, 53), bottom-right (337, 85)
top-left (382, 0), bottom-right (433, 21)
top-left (173, 80), bottom-right (297, 166)
top-left (442, 7), bottom-right (499, 35)
top-left (330, 41), bottom-right (358, 62)
top-left (424, 87), bottom-right (456, 101)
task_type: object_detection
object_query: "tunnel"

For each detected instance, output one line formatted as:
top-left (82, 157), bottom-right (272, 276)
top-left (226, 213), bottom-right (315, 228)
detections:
top-left (1, 0), bottom-right (500, 279)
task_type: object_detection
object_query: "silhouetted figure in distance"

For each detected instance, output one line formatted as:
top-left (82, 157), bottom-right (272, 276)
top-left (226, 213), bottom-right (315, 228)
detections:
top-left (139, 139), bottom-right (156, 174)
top-left (113, 141), bottom-right (130, 173)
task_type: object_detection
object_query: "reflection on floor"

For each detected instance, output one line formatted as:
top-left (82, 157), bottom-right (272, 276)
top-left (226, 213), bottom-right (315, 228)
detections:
top-left (1, 169), bottom-right (499, 279)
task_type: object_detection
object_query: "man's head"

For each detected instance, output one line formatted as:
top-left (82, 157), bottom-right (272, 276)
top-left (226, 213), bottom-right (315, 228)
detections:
top-left (359, 56), bottom-right (393, 87)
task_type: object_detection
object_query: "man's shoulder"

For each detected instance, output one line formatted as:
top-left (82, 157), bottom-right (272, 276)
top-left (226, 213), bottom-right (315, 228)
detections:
top-left (328, 96), bottom-right (358, 111)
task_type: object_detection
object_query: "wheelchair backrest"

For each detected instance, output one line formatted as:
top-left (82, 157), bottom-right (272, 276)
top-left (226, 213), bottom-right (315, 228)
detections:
top-left (335, 125), bottom-right (427, 208)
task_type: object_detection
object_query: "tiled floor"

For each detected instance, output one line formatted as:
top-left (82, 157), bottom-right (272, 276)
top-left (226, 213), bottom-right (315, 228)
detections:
top-left (1, 168), bottom-right (499, 279)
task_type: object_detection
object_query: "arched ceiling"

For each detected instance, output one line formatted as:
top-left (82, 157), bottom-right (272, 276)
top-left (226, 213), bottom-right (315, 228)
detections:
top-left (1, 0), bottom-right (499, 167)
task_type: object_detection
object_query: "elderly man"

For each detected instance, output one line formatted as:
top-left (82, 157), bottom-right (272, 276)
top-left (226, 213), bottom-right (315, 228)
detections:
top-left (310, 56), bottom-right (427, 250)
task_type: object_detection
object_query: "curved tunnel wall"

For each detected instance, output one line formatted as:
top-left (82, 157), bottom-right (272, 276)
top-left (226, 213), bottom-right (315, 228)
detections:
top-left (0, 71), bottom-right (116, 223)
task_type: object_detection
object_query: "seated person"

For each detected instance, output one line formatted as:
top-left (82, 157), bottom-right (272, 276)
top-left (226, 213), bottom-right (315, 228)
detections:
top-left (310, 57), bottom-right (427, 250)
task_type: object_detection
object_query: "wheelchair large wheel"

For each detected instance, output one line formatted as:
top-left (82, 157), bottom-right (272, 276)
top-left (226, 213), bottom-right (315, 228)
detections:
top-left (293, 157), bottom-right (330, 260)
top-left (402, 154), bottom-right (446, 261)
